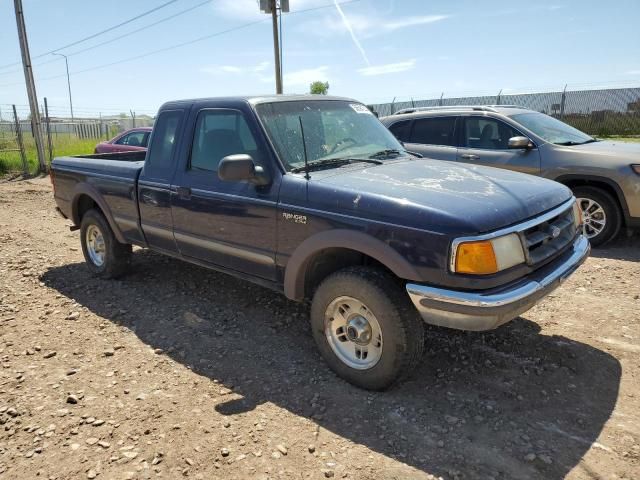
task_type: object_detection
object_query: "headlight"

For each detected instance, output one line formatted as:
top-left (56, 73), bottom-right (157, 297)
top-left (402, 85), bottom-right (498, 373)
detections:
top-left (453, 233), bottom-right (525, 275)
top-left (572, 199), bottom-right (583, 229)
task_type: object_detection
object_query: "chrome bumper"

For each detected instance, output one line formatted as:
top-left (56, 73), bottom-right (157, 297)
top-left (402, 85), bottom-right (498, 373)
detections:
top-left (406, 235), bottom-right (590, 331)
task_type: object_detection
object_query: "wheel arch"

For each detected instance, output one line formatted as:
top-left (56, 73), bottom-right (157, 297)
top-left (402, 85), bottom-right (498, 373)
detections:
top-left (554, 174), bottom-right (629, 222)
top-left (71, 184), bottom-right (127, 243)
top-left (283, 229), bottom-right (421, 301)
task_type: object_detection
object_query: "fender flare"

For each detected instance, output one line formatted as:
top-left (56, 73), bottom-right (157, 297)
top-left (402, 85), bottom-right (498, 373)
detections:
top-left (70, 183), bottom-right (127, 244)
top-left (283, 229), bottom-right (422, 301)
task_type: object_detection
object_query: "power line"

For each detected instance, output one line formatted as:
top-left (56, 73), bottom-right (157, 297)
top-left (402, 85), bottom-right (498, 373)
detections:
top-left (0, 20), bottom-right (268, 88)
top-left (61, 20), bottom-right (269, 77)
top-left (0, 0), bottom-right (365, 89)
top-left (66, 0), bottom-right (216, 58)
top-left (0, 0), bottom-right (215, 77)
top-left (0, 0), bottom-right (179, 71)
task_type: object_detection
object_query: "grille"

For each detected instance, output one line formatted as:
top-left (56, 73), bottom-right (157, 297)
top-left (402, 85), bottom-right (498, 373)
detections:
top-left (521, 205), bottom-right (577, 265)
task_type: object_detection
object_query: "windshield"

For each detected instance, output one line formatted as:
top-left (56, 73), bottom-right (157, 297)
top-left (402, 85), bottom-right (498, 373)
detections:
top-left (511, 112), bottom-right (594, 145)
top-left (255, 100), bottom-right (404, 171)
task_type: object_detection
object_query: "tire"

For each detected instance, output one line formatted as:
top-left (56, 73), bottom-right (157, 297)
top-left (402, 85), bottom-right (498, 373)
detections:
top-left (572, 186), bottom-right (622, 247)
top-left (310, 266), bottom-right (425, 390)
top-left (80, 209), bottom-right (131, 279)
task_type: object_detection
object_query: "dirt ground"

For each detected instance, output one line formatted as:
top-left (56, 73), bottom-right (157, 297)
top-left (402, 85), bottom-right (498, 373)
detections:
top-left (0, 176), bottom-right (638, 480)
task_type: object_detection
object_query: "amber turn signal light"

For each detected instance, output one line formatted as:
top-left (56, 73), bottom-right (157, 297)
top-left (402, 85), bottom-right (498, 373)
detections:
top-left (455, 241), bottom-right (498, 275)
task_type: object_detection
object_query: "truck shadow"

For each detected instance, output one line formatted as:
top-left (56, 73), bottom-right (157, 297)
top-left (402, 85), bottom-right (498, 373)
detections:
top-left (590, 232), bottom-right (640, 262)
top-left (41, 251), bottom-right (621, 480)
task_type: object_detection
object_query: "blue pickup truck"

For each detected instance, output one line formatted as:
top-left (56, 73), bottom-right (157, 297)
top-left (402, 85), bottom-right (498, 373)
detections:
top-left (51, 95), bottom-right (590, 390)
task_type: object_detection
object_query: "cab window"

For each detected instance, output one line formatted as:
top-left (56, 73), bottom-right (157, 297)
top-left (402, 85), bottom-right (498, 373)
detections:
top-left (190, 110), bottom-right (258, 172)
top-left (146, 110), bottom-right (183, 174)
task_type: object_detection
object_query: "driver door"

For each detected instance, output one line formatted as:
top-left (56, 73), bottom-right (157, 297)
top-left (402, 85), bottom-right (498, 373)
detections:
top-left (170, 107), bottom-right (279, 280)
top-left (456, 116), bottom-right (540, 175)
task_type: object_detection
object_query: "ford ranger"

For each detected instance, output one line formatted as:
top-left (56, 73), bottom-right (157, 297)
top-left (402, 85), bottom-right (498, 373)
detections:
top-left (51, 95), bottom-right (590, 390)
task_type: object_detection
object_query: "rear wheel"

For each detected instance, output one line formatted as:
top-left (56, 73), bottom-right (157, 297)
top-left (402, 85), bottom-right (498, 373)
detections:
top-left (80, 209), bottom-right (131, 278)
top-left (310, 267), bottom-right (425, 390)
top-left (573, 186), bottom-right (622, 247)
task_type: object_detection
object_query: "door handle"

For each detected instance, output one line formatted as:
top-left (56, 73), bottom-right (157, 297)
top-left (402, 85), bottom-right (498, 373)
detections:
top-left (176, 186), bottom-right (191, 200)
top-left (460, 154), bottom-right (480, 160)
top-left (141, 191), bottom-right (159, 206)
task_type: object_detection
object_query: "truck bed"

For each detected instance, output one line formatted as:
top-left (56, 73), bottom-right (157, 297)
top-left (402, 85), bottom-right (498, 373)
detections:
top-left (75, 150), bottom-right (147, 162)
top-left (51, 153), bottom-right (146, 246)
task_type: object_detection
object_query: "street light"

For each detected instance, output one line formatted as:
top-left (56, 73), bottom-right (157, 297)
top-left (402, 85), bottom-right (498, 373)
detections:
top-left (52, 52), bottom-right (74, 121)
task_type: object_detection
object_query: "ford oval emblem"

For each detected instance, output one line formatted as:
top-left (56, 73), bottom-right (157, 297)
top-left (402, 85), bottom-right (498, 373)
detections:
top-left (551, 226), bottom-right (561, 238)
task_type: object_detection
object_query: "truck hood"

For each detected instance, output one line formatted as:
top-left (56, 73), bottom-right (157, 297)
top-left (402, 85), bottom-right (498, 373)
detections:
top-left (308, 158), bottom-right (572, 235)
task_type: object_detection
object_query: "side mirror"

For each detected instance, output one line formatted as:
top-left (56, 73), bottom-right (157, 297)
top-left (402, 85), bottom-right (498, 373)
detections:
top-left (218, 154), bottom-right (270, 186)
top-left (508, 136), bottom-right (534, 149)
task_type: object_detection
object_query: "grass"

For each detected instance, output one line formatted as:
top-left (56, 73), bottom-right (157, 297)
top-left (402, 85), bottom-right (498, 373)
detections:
top-left (0, 133), bottom-right (102, 175)
top-left (600, 136), bottom-right (640, 143)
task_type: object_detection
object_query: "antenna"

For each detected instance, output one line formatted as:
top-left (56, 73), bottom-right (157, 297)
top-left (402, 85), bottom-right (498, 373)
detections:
top-left (298, 115), bottom-right (310, 180)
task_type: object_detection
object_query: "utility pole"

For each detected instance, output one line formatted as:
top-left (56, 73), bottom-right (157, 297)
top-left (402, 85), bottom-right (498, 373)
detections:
top-left (260, 0), bottom-right (288, 94)
top-left (14, 0), bottom-right (46, 173)
top-left (52, 52), bottom-right (74, 121)
top-left (271, 2), bottom-right (282, 94)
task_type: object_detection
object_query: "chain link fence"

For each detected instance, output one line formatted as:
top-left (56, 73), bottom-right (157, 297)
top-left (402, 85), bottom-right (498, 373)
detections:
top-left (0, 101), bottom-right (154, 175)
top-left (369, 86), bottom-right (640, 137)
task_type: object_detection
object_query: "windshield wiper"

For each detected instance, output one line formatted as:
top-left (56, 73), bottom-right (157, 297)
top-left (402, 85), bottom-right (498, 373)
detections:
top-left (404, 149), bottom-right (423, 158)
top-left (290, 157), bottom-right (382, 173)
top-left (369, 148), bottom-right (423, 159)
top-left (369, 148), bottom-right (403, 159)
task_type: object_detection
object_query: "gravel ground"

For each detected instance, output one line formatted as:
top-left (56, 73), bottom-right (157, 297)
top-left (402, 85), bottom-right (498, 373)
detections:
top-left (0, 176), bottom-right (638, 480)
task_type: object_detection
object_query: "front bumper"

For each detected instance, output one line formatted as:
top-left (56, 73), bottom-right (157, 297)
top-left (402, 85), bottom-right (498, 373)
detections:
top-left (406, 235), bottom-right (590, 331)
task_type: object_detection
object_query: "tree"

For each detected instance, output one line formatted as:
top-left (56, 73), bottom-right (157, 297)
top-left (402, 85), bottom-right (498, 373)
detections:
top-left (310, 81), bottom-right (329, 95)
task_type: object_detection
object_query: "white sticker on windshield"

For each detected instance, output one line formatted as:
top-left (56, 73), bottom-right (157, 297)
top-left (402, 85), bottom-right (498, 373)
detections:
top-left (350, 103), bottom-right (372, 114)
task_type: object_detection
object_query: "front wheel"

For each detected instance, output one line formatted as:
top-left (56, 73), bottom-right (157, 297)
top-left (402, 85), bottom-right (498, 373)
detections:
top-left (573, 186), bottom-right (622, 247)
top-left (310, 267), bottom-right (425, 390)
top-left (80, 209), bottom-right (131, 278)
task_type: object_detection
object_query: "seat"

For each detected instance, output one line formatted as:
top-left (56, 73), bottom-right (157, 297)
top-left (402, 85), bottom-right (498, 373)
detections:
top-left (193, 129), bottom-right (245, 170)
top-left (479, 124), bottom-right (496, 148)
top-left (127, 136), bottom-right (141, 147)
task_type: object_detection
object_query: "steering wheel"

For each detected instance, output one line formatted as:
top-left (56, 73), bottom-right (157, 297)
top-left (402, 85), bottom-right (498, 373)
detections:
top-left (328, 137), bottom-right (357, 155)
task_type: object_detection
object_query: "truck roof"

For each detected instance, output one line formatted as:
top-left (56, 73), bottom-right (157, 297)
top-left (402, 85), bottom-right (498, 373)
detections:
top-left (159, 94), bottom-right (359, 110)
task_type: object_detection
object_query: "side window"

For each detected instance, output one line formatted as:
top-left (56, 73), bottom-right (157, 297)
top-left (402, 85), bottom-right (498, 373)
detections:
top-left (463, 117), bottom-right (521, 150)
top-left (146, 110), bottom-right (183, 173)
top-left (117, 131), bottom-right (145, 146)
top-left (141, 132), bottom-right (151, 147)
top-left (190, 110), bottom-right (258, 172)
top-left (409, 117), bottom-right (456, 146)
top-left (114, 133), bottom-right (131, 145)
top-left (388, 120), bottom-right (411, 142)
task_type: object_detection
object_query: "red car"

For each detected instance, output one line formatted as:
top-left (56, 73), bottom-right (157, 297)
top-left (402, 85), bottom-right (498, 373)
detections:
top-left (94, 127), bottom-right (152, 154)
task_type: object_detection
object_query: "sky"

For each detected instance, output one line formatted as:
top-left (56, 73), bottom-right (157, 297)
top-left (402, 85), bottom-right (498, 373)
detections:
top-left (0, 0), bottom-right (639, 118)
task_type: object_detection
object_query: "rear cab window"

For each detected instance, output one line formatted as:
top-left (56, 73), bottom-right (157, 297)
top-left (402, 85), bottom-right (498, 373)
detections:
top-left (143, 110), bottom-right (184, 181)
